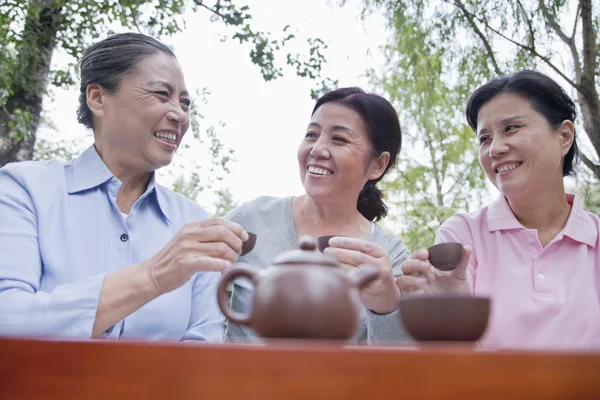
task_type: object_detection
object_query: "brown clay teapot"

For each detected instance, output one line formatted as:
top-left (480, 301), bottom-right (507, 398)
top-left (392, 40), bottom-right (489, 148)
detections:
top-left (217, 236), bottom-right (380, 340)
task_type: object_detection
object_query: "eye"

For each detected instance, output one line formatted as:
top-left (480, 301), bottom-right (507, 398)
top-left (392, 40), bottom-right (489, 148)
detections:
top-left (505, 125), bottom-right (519, 133)
top-left (332, 136), bottom-right (348, 143)
top-left (180, 98), bottom-right (191, 110)
top-left (478, 135), bottom-right (490, 145)
top-left (154, 91), bottom-right (169, 100)
top-left (305, 131), bottom-right (317, 139)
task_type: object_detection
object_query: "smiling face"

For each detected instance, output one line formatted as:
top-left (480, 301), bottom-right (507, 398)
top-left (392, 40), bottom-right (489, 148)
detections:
top-left (89, 52), bottom-right (191, 173)
top-left (297, 102), bottom-right (389, 205)
top-left (476, 92), bottom-right (573, 200)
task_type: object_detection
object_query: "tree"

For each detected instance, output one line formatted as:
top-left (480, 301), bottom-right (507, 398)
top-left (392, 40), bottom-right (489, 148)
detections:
top-left (0, 0), bottom-right (335, 167)
top-left (355, 0), bottom-right (600, 181)
top-left (372, 13), bottom-right (488, 250)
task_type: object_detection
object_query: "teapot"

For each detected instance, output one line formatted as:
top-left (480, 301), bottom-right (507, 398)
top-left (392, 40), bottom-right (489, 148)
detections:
top-left (217, 236), bottom-right (380, 340)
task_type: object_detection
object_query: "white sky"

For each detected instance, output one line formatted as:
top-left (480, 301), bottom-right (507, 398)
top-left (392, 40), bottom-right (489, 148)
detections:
top-left (41, 0), bottom-right (390, 213)
top-left (39, 0), bottom-right (591, 216)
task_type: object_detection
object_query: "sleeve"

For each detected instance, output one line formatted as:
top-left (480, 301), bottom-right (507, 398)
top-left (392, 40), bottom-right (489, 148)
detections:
top-left (181, 272), bottom-right (226, 343)
top-left (366, 236), bottom-right (413, 345)
top-left (0, 166), bottom-right (106, 338)
top-left (435, 216), bottom-right (477, 290)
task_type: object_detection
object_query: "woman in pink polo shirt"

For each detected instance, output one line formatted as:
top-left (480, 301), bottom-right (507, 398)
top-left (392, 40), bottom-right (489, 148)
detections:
top-left (398, 70), bottom-right (600, 350)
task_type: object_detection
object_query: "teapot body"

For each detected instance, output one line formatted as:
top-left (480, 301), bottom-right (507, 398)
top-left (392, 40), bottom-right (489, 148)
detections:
top-left (250, 264), bottom-right (363, 339)
top-left (216, 236), bottom-right (380, 340)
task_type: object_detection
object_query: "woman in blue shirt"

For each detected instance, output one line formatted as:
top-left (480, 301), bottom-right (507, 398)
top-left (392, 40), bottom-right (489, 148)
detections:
top-left (0, 33), bottom-right (247, 342)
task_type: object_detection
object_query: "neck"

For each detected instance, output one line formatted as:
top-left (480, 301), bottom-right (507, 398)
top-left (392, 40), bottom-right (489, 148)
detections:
top-left (292, 194), bottom-right (371, 239)
top-left (95, 144), bottom-right (152, 214)
top-left (507, 183), bottom-right (571, 232)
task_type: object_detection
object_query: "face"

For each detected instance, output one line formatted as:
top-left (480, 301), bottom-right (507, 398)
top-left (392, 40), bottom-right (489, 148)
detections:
top-left (476, 92), bottom-right (573, 200)
top-left (297, 102), bottom-right (389, 204)
top-left (90, 52), bottom-right (191, 172)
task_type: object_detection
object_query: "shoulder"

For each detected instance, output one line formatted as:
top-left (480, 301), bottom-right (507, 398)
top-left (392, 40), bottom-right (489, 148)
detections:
top-left (225, 196), bottom-right (290, 224)
top-left (0, 160), bottom-right (67, 198)
top-left (439, 204), bottom-right (491, 239)
top-left (0, 159), bottom-right (65, 185)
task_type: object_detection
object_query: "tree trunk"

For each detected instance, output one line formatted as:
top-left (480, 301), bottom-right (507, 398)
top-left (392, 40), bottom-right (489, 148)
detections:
top-left (0, 0), bottom-right (63, 168)
top-left (577, 0), bottom-right (600, 180)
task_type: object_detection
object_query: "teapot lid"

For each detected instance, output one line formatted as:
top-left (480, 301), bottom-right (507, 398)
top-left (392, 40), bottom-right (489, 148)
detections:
top-left (272, 236), bottom-right (339, 267)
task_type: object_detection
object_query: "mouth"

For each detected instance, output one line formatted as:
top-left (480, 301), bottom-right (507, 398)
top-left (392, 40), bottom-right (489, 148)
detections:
top-left (154, 131), bottom-right (179, 147)
top-left (495, 161), bottom-right (522, 174)
top-left (307, 165), bottom-right (333, 176)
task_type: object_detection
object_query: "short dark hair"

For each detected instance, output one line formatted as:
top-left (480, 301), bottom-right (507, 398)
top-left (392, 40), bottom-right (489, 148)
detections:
top-left (312, 87), bottom-right (402, 222)
top-left (77, 32), bottom-right (176, 129)
top-left (465, 70), bottom-right (578, 177)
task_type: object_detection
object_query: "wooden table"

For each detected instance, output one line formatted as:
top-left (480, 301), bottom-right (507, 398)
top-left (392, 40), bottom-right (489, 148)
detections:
top-left (1, 337), bottom-right (599, 399)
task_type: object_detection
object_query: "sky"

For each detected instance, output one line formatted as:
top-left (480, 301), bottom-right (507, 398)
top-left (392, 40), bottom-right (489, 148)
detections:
top-left (41, 0), bottom-right (391, 213)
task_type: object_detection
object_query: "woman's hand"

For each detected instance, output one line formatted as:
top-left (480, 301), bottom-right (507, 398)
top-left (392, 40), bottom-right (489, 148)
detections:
top-left (325, 237), bottom-right (400, 314)
top-left (142, 218), bottom-right (248, 295)
top-left (397, 246), bottom-right (472, 297)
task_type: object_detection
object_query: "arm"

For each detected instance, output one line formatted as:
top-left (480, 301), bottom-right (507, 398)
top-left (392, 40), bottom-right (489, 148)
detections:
top-left (365, 244), bottom-right (412, 345)
top-left (181, 272), bottom-right (226, 343)
top-left (0, 168), bottom-right (245, 339)
top-left (0, 168), bottom-right (106, 337)
top-left (325, 237), bottom-right (412, 345)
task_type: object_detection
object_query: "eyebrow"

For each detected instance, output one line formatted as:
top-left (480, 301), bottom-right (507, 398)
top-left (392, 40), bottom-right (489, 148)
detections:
top-left (307, 122), bottom-right (356, 135)
top-left (148, 79), bottom-right (189, 97)
top-left (477, 115), bottom-right (525, 136)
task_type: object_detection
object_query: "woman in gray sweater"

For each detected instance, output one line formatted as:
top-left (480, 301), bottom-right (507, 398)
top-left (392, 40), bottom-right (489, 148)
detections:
top-left (225, 87), bottom-right (411, 344)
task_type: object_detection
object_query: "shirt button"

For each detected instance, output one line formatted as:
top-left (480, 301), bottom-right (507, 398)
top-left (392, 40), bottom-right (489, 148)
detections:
top-left (527, 237), bottom-right (535, 244)
top-left (120, 233), bottom-right (129, 242)
top-left (537, 273), bottom-right (545, 279)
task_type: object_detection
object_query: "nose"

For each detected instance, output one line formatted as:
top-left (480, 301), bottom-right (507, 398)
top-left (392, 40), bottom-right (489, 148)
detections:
top-left (310, 136), bottom-right (331, 159)
top-left (488, 134), bottom-right (509, 159)
top-left (167, 102), bottom-right (188, 127)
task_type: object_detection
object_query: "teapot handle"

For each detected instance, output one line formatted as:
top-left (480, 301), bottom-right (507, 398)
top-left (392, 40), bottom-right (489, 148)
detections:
top-left (217, 265), bottom-right (258, 326)
top-left (349, 264), bottom-right (380, 290)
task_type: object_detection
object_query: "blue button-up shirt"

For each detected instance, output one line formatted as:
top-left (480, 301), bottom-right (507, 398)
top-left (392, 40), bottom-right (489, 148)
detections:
top-left (0, 146), bottom-right (224, 342)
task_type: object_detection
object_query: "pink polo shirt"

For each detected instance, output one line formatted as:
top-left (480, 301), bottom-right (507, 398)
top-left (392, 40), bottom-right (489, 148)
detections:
top-left (436, 193), bottom-right (600, 350)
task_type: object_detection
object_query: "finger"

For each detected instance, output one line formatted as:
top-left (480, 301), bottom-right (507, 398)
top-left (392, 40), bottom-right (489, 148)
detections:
top-left (192, 241), bottom-right (241, 264)
top-left (324, 247), bottom-right (373, 268)
top-left (196, 218), bottom-right (249, 241)
top-left (452, 245), bottom-right (472, 279)
top-left (396, 276), bottom-right (427, 291)
top-left (183, 224), bottom-right (245, 254)
top-left (328, 237), bottom-right (387, 258)
top-left (188, 255), bottom-right (233, 272)
top-left (338, 262), bottom-right (355, 272)
top-left (410, 248), bottom-right (429, 261)
top-left (401, 259), bottom-right (433, 276)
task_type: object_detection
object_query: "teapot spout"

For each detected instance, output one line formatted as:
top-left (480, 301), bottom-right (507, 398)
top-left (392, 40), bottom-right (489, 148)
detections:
top-left (349, 265), bottom-right (380, 289)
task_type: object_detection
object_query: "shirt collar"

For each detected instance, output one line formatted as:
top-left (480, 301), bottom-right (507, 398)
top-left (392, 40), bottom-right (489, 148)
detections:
top-left (562, 194), bottom-right (597, 247)
top-left (65, 145), bottom-right (172, 224)
top-left (487, 193), bottom-right (597, 246)
top-left (65, 145), bottom-right (113, 193)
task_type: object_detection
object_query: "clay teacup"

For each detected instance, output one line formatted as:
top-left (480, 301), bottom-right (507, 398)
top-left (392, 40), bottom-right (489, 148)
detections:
top-left (241, 232), bottom-right (257, 256)
top-left (427, 242), bottom-right (464, 271)
top-left (398, 296), bottom-right (490, 342)
top-left (316, 235), bottom-right (343, 253)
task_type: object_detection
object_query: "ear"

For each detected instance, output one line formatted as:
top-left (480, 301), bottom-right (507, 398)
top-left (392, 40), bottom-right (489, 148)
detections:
top-left (557, 120), bottom-right (575, 157)
top-left (368, 151), bottom-right (390, 180)
top-left (86, 83), bottom-right (108, 120)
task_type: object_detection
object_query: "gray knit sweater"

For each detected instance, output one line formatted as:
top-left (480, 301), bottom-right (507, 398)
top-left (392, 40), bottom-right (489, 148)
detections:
top-left (224, 196), bottom-right (412, 345)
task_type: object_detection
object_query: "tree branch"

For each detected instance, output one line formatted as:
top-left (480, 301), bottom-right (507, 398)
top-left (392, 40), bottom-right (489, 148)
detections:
top-left (570, 2), bottom-right (581, 40)
top-left (579, 0), bottom-right (596, 87)
top-left (446, 0), bottom-right (502, 75)
top-left (517, 0), bottom-right (535, 49)
top-left (446, 0), bottom-right (578, 89)
top-left (538, 0), bottom-right (581, 84)
top-left (580, 152), bottom-right (600, 180)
